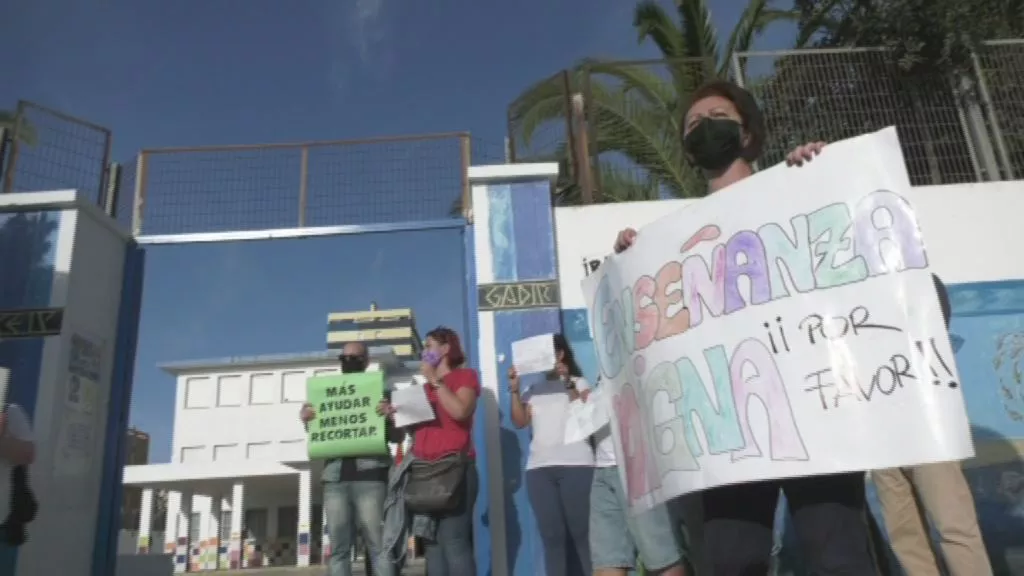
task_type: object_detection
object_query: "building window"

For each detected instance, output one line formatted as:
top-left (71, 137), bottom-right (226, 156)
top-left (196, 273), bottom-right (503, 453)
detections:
top-left (217, 374), bottom-right (243, 407)
top-left (244, 509), bottom-right (268, 542)
top-left (278, 439), bottom-right (305, 461)
top-left (189, 512), bottom-right (201, 544)
top-left (249, 373), bottom-right (276, 405)
top-left (219, 510), bottom-right (232, 541)
top-left (246, 442), bottom-right (272, 460)
top-left (184, 377), bottom-right (214, 409)
top-left (281, 371), bottom-right (305, 403)
top-left (213, 444), bottom-right (241, 462)
top-left (180, 446), bottom-right (206, 463)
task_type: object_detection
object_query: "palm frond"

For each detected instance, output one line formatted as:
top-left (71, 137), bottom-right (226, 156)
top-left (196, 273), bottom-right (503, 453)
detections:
top-left (675, 0), bottom-right (721, 64)
top-left (723, 2), bottom-right (802, 76)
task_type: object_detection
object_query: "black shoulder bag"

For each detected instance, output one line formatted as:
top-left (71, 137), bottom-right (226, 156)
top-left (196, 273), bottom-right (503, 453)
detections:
top-left (404, 451), bottom-right (470, 514)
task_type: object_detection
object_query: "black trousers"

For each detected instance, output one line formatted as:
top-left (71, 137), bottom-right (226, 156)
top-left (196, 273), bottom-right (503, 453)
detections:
top-left (702, 472), bottom-right (878, 576)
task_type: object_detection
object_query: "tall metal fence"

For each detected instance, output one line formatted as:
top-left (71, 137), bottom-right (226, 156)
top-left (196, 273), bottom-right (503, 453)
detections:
top-left (507, 40), bottom-right (1024, 202)
top-left (128, 133), bottom-right (474, 236)
top-left (0, 101), bottom-right (508, 235)
top-left (1, 101), bottom-right (112, 204)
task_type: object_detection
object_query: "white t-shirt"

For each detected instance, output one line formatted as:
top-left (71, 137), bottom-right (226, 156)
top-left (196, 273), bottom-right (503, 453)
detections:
top-left (593, 427), bottom-right (617, 468)
top-left (0, 404), bottom-right (33, 521)
top-left (525, 377), bottom-right (595, 470)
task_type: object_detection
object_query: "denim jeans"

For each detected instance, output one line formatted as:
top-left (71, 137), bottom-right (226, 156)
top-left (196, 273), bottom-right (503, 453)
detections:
top-left (526, 466), bottom-right (594, 576)
top-left (424, 463), bottom-right (478, 576)
top-left (324, 480), bottom-right (395, 576)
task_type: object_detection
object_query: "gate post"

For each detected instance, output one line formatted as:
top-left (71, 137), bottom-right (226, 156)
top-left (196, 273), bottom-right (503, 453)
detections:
top-left (467, 163), bottom-right (561, 576)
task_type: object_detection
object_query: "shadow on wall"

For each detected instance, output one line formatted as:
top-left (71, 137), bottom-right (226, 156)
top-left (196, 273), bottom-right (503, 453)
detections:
top-left (479, 388), bottom-right (524, 576)
top-left (0, 210), bottom-right (60, 572)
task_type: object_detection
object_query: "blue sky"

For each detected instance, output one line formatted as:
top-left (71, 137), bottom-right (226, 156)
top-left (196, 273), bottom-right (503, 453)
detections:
top-left (1, 1), bottom-right (798, 462)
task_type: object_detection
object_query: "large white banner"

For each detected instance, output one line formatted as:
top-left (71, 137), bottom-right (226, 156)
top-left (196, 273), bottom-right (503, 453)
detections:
top-left (582, 127), bottom-right (974, 511)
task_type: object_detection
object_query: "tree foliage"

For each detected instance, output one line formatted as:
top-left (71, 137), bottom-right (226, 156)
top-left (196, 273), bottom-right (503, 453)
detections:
top-left (0, 110), bottom-right (37, 146)
top-left (507, 0), bottom-right (797, 202)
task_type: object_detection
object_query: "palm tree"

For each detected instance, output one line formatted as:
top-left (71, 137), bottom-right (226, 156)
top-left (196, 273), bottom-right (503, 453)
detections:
top-left (0, 109), bottom-right (37, 145)
top-left (508, 0), bottom-right (797, 201)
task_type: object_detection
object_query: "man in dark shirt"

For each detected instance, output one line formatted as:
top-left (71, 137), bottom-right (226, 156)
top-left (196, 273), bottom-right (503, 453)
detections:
top-left (300, 342), bottom-right (402, 576)
top-left (871, 275), bottom-right (992, 575)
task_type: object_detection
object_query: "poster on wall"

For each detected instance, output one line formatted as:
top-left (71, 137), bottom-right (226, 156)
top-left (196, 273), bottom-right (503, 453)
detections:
top-left (54, 332), bottom-right (104, 479)
top-left (581, 127), bottom-right (975, 511)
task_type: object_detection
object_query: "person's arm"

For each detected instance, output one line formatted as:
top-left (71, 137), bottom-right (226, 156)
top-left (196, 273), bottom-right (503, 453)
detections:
top-left (0, 406), bottom-right (34, 466)
top-left (433, 371), bottom-right (478, 422)
top-left (510, 390), bottom-right (531, 428)
top-left (568, 377), bottom-right (592, 403)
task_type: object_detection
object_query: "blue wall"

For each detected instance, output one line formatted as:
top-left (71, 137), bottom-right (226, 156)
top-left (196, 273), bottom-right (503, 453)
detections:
top-left (562, 278), bottom-right (1024, 575)
top-left (478, 181), bottom-right (561, 576)
top-left (0, 210), bottom-right (61, 575)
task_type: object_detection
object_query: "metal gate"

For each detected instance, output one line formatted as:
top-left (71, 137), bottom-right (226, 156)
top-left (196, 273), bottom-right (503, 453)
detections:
top-left (92, 132), bottom-right (481, 575)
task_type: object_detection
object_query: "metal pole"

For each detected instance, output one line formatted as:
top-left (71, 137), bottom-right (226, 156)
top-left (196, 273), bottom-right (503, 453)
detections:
top-left (0, 128), bottom-right (8, 185)
top-left (2, 101), bottom-right (27, 194)
top-left (460, 135), bottom-right (472, 221)
top-left (970, 51), bottom-right (1015, 179)
top-left (298, 147), bottom-right (309, 227)
top-left (131, 153), bottom-right (148, 237)
top-left (104, 162), bottom-right (122, 218)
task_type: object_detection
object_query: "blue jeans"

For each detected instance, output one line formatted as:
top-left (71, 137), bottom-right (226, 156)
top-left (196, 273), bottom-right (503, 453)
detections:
top-left (526, 465), bottom-right (594, 576)
top-left (424, 463), bottom-right (478, 576)
top-left (324, 480), bottom-right (395, 576)
top-left (589, 466), bottom-right (684, 571)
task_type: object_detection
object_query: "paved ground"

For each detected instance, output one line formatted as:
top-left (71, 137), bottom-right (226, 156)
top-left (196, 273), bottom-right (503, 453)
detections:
top-left (216, 558), bottom-right (426, 576)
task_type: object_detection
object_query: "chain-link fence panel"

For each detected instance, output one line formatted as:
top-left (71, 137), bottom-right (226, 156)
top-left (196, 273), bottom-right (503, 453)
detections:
top-left (736, 48), bottom-right (980, 186)
top-left (974, 40), bottom-right (1024, 180)
top-left (134, 133), bottom-right (473, 236)
top-left (2, 101), bottom-right (111, 203)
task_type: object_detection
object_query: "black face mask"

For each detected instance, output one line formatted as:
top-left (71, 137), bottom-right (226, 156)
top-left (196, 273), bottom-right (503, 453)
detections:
top-left (683, 117), bottom-right (744, 172)
top-left (340, 355), bottom-right (368, 373)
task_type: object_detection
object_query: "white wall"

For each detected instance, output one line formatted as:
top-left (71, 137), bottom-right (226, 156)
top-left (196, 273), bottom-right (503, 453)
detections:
top-left (171, 361), bottom-right (415, 465)
top-left (554, 181), bottom-right (1024, 310)
top-left (19, 199), bottom-right (129, 576)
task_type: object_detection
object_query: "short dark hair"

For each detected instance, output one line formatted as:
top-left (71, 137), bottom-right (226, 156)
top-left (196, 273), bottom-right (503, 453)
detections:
top-left (426, 326), bottom-right (466, 367)
top-left (553, 333), bottom-right (583, 378)
top-left (338, 341), bottom-right (368, 362)
top-left (684, 79), bottom-right (766, 162)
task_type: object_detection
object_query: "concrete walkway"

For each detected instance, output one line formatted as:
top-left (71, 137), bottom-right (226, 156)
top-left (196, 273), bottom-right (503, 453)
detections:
top-left (215, 558), bottom-right (425, 576)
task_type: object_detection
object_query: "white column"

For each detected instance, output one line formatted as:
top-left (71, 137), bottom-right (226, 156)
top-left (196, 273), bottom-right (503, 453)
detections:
top-left (321, 504), bottom-right (330, 565)
top-left (204, 497), bottom-right (221, 570)
top-left (218, 497), bottom-right (231, 569)
top-left (175, 491), bottom-right (193, 574)
top-left (164, 492), bottom-right (181, 563)
top-left (297, 469), bottom-right (312, 567)
top-left (137, 488), bottom-right (154, 554)
top-left (229, 482), bottom-right (245, 569)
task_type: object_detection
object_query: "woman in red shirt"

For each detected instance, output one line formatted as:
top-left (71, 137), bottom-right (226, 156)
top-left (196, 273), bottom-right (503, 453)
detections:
top-left (399, 326), bottom-right (481, 575)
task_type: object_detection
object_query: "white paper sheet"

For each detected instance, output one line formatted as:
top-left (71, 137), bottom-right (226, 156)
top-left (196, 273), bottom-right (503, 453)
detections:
top-left (564, 387), bottom-right (611, 444)
top-left (511, 333), bottom-right (556, 375)
top-left (391, 384), bottom-right (435, 428)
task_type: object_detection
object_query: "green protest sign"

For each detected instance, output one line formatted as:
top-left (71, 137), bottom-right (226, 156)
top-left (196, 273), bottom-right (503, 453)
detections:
top-left (306, 372), bottom-right (388, 459)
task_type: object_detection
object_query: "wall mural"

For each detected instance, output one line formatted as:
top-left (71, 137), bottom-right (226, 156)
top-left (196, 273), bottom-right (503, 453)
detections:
top-left (561, 279), bottom-right (1024, 575)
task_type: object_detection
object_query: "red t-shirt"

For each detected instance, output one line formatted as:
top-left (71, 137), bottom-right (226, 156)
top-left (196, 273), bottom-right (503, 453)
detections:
top-left (412, 367), bottom-right (481, 461)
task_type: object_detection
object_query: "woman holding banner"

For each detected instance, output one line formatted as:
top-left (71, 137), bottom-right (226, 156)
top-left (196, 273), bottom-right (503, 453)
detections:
top-left (508, 334), bottom-right (595, 576)
top-left (612, 79), bottom-right (878, 576)
top-left (379, 326), bottom-right (480, 576)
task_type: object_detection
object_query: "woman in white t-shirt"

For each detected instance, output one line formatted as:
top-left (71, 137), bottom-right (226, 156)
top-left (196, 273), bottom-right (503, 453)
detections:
top-left (508, 334), bottom-right (593, 576)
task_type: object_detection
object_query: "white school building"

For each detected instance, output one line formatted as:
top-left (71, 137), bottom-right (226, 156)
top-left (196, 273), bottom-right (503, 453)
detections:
top-left (121, 349), bottom-right (416, 572)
